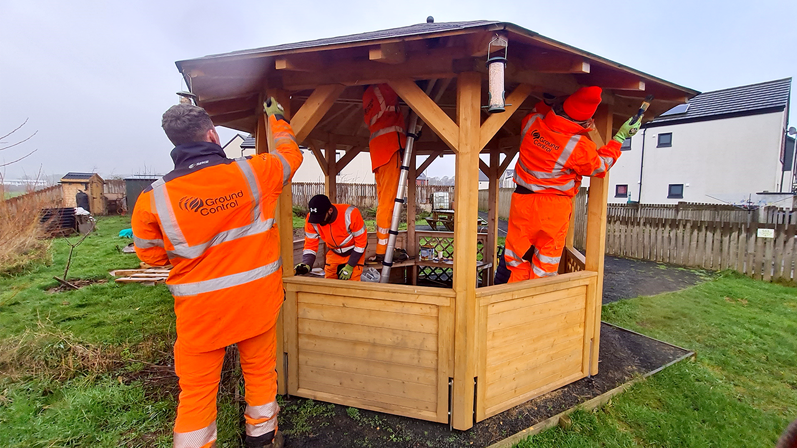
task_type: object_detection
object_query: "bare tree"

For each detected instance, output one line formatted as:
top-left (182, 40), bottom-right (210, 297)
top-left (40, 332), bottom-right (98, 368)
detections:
top-left (0, 119), bottom-right (38, 168)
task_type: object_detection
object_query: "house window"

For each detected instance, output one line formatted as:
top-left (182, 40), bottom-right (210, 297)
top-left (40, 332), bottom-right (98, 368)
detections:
top-left (668, 184), bottom-right (684, 199)
top-left (657, 133), bottom-right (672, 147)
top-left (615, 184), bottom-right (628, 198)
top-left (620, 137), bottom-right (632, 151)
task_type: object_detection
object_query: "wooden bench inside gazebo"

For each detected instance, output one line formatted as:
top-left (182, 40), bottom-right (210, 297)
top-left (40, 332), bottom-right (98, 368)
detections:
top-left (176, 20), bottom-right (697, 430)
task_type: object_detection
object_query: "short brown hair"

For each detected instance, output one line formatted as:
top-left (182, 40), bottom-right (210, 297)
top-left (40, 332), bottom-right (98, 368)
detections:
top-left (161, 104), bottom-right (215, 146)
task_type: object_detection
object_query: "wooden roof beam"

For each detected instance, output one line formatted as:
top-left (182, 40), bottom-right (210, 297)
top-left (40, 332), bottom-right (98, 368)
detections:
top-left (479, 83), bottom-right (532, 149)
top-left (388, 78), bottom-right (460, 153)
top-left (307, 130), bottom-right (368, 148)
top-left (523, 48), bottom-right (591, 74)
top-left (417, 149), bottom-right (444, 174)
top-left (290, 84), bottom-right (346, 143)
top-left (200, 95), bottom-right (259, 116)
top-left (274, 54), bottom-right (324, 72)
top-left (336, 146), bottom-right (363, 172)
top-left (369, 42), bottom-right (406, 64)
top-left (307, 141), bottom-right (328, 177)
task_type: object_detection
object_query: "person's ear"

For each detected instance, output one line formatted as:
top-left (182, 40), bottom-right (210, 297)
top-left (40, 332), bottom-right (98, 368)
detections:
top-left (206, 128), bottom-right (220, 145)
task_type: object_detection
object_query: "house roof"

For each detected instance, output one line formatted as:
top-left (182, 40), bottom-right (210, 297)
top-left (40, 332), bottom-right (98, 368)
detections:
top-left (646, 78), bottom-right (792, 127)
top-left (61, 172), bottom-right (101, 181)
top-left (241, 136), bottom-right (255, 149)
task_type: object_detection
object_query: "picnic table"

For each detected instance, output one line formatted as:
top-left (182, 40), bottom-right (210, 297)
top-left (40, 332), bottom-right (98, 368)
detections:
top-left (425, 209), bottom-right (487, 232)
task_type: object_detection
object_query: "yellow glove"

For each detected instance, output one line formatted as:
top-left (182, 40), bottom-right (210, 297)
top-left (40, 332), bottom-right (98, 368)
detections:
top-left (264, 97), bottom-right (285, 118)
top-left (338, 264), bottom-right (354, 280)
top-left (613, 116), bottom-right (642, 143)
top-left (294, 263), bottom-right (311, 275)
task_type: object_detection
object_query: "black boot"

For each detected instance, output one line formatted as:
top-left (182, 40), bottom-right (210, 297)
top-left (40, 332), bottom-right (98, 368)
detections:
top-left (245, 430), bottom-right (283, 448)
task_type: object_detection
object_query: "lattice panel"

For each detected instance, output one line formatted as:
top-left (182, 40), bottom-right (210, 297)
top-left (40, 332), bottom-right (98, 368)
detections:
top-left (563, 249), bottom-right (585, 273)
top-left (417, 266), bottom-right (454, 286)
top-left (418, 235), bottom-right (486, 261)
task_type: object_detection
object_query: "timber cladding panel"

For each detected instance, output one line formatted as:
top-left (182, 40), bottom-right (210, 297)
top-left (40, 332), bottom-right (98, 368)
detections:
top-left (283, 277), bottom-right (455, 423)
top-left (475, 272), bottom-right (598, 420)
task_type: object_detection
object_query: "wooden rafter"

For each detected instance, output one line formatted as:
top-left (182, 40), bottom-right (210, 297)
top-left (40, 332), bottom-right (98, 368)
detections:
top-left (479, 159), bottom-right (490, 176)
top-left (498, 148), bottom-right (517, 176)
top-left (388, 79), bottom-right (459, 153)
top-left (417, 150), bottom-right (444, 174)
top-left (369, 42), bottom-right (406, 64)
top-left (290, 84), bottom-right (346, 142)
top-left (336, 146), bottom-right (363, 172)
top-left (307, 141), bottom-right (328, 176)
top-left (479, 83), bottom-right (532, 149)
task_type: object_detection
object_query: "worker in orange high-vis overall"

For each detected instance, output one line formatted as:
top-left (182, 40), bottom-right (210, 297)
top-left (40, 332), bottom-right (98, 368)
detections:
top-left (362, 84), bottom-right (406, 263)
top-left (295, 194), bottom-right (368, 281)
top-left (132, 98), bottom-right (301, 448)
top-left (504, 86), bottom-right (641, 282)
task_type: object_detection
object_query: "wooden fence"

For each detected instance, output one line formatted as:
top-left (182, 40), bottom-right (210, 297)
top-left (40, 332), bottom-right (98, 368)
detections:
top-left (103, 179), bottom-right (126, 195)
top-left (293, 183), bottom-right (455, 209)
top-left (1, 184), bottom-right (63, 214)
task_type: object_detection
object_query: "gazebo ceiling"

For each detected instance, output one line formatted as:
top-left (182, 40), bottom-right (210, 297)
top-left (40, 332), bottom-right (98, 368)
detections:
top-left (176, 21), bottom-right (698, 150)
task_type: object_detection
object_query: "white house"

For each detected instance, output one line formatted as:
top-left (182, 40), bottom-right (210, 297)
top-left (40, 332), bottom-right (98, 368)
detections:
top-left (609, 78), bottom-right (793, 207)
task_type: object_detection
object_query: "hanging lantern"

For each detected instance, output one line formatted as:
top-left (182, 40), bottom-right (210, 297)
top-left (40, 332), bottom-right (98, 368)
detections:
top-left (176, 91), bottom-right (197, 105)
top-left (486, 33), bottom-right (509, 114)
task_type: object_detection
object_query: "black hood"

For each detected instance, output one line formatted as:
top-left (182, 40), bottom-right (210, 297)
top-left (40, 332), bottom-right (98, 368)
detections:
top-left (170, 141), bottom-right (229, 171)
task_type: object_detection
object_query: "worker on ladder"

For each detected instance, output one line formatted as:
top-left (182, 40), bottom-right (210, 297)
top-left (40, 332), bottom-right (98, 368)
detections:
top-left (504, 86), bottom-right (640, 282)
top-left (362, 83), bottom-right (406, 264)
top-left (132, 98), bottom-right (300, 448)
top-left (295, 194), bottom-right (368, 281)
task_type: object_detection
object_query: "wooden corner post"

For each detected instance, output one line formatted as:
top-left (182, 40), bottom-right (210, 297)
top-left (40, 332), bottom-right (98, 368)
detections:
top-left (584, 102), bottom-right (613, 375)
top-left (265, 89), bottom-right (293, 395)
top-left (452, 72), bottom-right (481, 430)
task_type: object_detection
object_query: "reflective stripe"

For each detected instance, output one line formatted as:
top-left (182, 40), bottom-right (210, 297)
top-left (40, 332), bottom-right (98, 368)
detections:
top-left (351, 227), bottom-right (365, 237)
top-left (174, 421), bottom-right (217, 448)
top-left (370, 125), bottom-right (404, 141)
top-left (345, 206), bottom-right (355, 230)
top-left (517, 159), bottom-right (561, 179)
top-left (303, 249), bottom-right (317, 256)
top-left (532, 262), bottom-right (557, 278)
top-left (504, 249), bottom-right (526, 267)
top-left (590, 155), bottom-right (615, 176)
top-left (377, 238), bottom-right (389, 245)
top-left (152, 178), bottom-right (187, 248)
top-left (273, 131), bottom-right (297, 146)
top-left (368, 85), bottom-right (397, 127)
top-left (337, 234), bottom-right (354, 247)
top-left (553, 135), bottom-right (582, 173)
top-left (377, 226), bottom-right (390, 235)
top-left (354, 246), bottom-right (365, 253)
top-left (245, 401), bottom-right (279, 437)
top-left (133, 235), bottom-right (163, 249)
top-left (305, 232), bottom-right (319, 239)
top-left (513, 171), bottom-right (576, 193)
top-left (235, 159), bottom-right (262, 221)
top-left (168, 258), bottom-right (282, 297)
top-left (273, 151), bottom-right (292, 186)
top-left (521, 114), bottom-right (541, 140)
top-left (534, 247), bottom-right (561, 265)
top-left (369, 105), bottom-right (398, 126)
top-left (312, 224), bottom-right (321, 235)
top-left (166, 219), bottom-right (275, 260)
top-left (332, 245), bottom-right (355, 254)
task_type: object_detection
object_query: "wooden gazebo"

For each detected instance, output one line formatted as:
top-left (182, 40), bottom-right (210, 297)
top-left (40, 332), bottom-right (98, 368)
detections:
top-left (176, 20), bottom-right (697, 430)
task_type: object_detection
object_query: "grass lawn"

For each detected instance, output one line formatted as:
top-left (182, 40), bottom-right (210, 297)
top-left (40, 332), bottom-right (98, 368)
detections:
top-left (516, 272), bottom-right (797, 447)
top-left (1, 216), bottom-right (795, 447)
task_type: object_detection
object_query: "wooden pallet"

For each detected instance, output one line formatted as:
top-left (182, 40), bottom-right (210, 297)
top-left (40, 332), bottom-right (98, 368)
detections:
top-left (110, 265), bottom-right (172, 285)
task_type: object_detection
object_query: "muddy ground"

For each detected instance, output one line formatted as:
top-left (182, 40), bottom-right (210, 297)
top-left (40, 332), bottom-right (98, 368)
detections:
top-left (277, 323), bottom-right (690, 448)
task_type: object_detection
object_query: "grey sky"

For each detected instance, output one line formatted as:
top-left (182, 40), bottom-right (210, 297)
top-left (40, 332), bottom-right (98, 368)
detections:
top-left (2, 0), bottom-right (795, 181)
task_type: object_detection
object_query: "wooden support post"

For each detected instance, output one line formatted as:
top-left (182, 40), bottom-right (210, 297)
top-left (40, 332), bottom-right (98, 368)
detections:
top-left (265, 89), bottom-right (293, 396)
top-left (290, 84), bottom-right (345, 143)
top-left (478, 84), bottom-right (532, 149)
top-left (388, 78), bottom-right (460, 152)
top-left (487, 149), bottom-right (500, 274)
top-left (408, 152), bottom-right (418, 285)
top-left (566, 196), bottom-right (577, 248)
top-left (452, 72), bottom-right (481, 430)
top-left (325, 138), bottom-right (337, 201)
top-left (584, 103), bottom-right (613, 375)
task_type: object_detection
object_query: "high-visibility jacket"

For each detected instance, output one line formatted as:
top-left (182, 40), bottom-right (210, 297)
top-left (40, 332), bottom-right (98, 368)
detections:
top-left (302, 204), bottom-right (368, 268)
top-left (363, 84), bottom-right (406, 171)
top-left (514, 102), bottom-right (622, 198)
top-left (132, 115), bottom-right (302, 352)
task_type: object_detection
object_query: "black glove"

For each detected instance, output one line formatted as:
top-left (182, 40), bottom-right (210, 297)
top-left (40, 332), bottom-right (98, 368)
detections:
top-left (294, 263), bottom-right (311, 275)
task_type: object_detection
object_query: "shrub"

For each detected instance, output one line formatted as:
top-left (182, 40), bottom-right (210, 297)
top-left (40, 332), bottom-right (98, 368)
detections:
top-left (0, 183), bottom-right (60, 274)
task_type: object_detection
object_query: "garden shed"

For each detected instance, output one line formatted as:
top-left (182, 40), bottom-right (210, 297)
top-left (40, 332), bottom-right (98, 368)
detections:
top-left (175, 20), bottom-right (697, 430)
top-left (60, 172), bottom-right (104, 214)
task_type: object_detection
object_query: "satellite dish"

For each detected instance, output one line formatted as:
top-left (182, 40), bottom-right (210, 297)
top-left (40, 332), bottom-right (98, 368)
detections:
top-left (789, 126), bottom-right (797, 135)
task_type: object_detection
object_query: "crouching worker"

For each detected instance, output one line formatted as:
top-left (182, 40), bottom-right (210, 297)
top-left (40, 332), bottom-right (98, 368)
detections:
top-left (295, 194), bottom-right (367, 281)
top-left (132, 98), bottom-right (301, 448)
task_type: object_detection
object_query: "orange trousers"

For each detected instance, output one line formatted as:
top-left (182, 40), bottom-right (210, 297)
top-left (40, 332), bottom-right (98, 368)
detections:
top-left (324, 251), bottom-right (363, 281)
top-left (505, 193), bottom-right (572, 283)
top-left (374, 151), bottom-right (401, 255)
top-left (173, 324), bottom-right (279, 448)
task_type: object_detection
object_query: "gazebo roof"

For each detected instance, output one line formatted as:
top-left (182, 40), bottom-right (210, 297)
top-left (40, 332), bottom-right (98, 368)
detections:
top-left (176, 20), bottom-right (699, 154)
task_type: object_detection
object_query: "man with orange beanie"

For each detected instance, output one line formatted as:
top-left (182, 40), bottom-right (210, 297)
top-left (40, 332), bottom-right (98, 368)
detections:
top-left (362, 83), bottom-right (406, 263)
top-left (132, 98), bottom-right (301, 448)
top-left (504, 86), bottom-right (641, 282)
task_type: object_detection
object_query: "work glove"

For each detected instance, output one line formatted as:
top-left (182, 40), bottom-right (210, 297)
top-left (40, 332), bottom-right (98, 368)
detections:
top-left (263, 97), bottom-right (285, 118)
top-left (294, 263), bottom-right (311, 275)
top-left (613, 116), bottom-right (643, 143)
top-left (338, 264), bottom-right (354, 280)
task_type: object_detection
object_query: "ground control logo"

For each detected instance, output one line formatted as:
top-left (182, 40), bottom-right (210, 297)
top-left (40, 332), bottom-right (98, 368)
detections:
top-left (179, 191), bottom-right (243, 216)
top-left (531, 130), bottom-right (560, 153)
